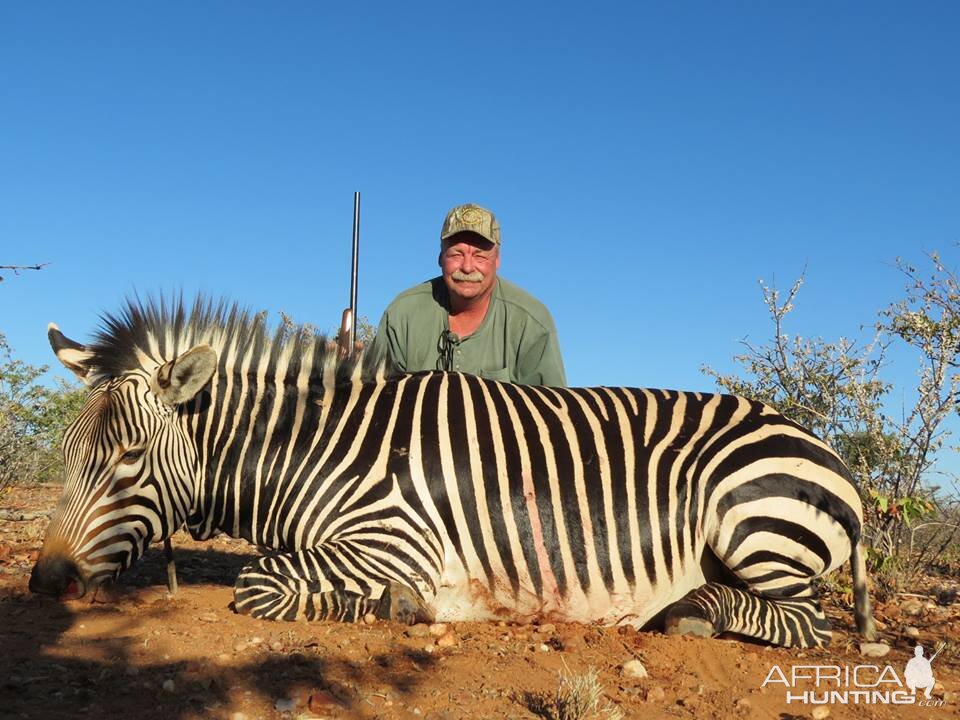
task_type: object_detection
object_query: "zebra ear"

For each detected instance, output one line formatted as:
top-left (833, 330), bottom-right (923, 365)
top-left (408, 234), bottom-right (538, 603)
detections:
top-left (48, 323), bottom-right (96, 385)
top-left (151, 344), bottom-right (217, 405)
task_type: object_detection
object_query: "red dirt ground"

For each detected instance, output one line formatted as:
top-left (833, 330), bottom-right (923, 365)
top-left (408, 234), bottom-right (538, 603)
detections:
top-left (2, 484), bottom-right (958, 720)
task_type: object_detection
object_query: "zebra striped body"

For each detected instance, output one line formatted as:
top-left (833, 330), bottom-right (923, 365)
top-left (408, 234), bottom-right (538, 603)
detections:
top-left (30, 299), bottom-right (875, 648)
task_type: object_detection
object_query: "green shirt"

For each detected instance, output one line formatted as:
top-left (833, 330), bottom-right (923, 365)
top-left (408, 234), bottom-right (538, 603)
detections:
top-left (372, 277), bottom-right (566, 386)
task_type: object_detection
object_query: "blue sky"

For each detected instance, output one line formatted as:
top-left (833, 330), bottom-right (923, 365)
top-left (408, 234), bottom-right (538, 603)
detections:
top-left (2, 3), bottom-right (958, 480)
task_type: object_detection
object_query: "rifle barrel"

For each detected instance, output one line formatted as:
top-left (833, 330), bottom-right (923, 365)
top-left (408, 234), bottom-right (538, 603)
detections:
top-left (350, 191), bottom-right (360, 348)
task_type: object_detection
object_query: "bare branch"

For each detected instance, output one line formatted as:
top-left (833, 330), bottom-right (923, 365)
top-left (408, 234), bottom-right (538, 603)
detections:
top-left (0, 262), bottom-right (50, 282)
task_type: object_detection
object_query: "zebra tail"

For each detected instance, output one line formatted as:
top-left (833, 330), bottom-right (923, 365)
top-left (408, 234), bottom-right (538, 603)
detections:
top-left (851, 540), bottom-right (877, 641)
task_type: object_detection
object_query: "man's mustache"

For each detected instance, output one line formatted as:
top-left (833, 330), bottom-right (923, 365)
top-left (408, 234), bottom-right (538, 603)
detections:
top-left (451, 270), bottom-right (485, 283)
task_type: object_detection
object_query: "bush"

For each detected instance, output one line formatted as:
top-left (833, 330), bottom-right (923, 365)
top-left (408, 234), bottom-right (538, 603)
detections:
top-left (0, 333), bottom-right (85, 500)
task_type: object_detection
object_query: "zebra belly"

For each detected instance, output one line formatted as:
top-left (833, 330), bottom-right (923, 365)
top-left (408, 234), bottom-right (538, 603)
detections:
top-left (428, 551), bottom-right (708, 625)
top-left (430, 554), bottom-right (549, 622)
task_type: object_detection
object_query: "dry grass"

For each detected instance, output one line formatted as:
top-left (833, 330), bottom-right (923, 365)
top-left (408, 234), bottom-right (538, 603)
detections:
top-left (520, 663), bottom-right (624, 720)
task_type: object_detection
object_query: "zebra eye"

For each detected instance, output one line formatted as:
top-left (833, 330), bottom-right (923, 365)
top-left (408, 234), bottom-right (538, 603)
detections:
top-left (120, 448), bottom-right (145, 465)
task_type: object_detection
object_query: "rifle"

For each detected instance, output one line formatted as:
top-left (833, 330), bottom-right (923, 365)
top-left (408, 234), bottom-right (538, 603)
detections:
top-left (929, 641), bottom-right (946, 664)
top-left (338, 192), bottom-right (361, 358)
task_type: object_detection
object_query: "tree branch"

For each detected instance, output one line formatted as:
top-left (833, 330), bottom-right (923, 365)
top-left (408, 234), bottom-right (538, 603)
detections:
top-left (0, 263), bottom-right (50, 281)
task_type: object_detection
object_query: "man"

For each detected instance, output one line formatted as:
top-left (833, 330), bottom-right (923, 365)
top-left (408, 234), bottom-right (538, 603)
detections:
top-left (371, 203), bottom-right (566, 386)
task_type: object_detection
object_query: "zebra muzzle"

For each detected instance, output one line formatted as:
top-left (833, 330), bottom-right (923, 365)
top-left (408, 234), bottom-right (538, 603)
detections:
top-left (28, 556), bottom-right (86, 599)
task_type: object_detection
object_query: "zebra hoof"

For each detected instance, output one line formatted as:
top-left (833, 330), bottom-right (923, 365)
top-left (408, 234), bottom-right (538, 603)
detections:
top-left (665, 615), bottom-right (716, 639)
top-left (377, 582), bottom-right (431, 625)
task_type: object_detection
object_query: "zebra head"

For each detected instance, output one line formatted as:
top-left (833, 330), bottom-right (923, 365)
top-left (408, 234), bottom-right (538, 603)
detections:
top-left (29, 324), bottom-right (217, 600)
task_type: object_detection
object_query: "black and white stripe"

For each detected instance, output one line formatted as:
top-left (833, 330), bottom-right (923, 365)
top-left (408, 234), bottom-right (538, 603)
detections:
top-left (32, 297), bottom-right (875, 648)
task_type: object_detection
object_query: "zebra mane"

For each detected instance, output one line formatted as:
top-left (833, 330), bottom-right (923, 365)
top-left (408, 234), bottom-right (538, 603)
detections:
top-left (86, 294), bottom-right (381, 387)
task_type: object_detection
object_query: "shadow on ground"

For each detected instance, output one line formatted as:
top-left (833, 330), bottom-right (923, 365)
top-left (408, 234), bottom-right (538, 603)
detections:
top-left (1, 543), bottom-right (439, 720)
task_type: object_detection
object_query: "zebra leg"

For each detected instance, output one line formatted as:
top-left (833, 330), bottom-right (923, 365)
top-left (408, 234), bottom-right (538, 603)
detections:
top-left (233, 546), bottom-right (432, 623)
top-left (664, 582), bottom-right (832, 648)
top-left (673, 464), bottom-right (859, 648)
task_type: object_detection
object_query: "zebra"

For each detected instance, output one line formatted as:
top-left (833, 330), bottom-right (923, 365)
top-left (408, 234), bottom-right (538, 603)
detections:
top-left (30, 297), bottom-right (876, 648)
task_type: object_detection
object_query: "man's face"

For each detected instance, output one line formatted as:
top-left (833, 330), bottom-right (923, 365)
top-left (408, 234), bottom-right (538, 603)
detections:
top-left (439, 233), bottom-right (500, 305)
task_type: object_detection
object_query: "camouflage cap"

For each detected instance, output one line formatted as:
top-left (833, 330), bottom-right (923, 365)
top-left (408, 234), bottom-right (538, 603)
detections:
top-left (440, 203), bottom-right (501, 246)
